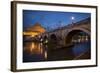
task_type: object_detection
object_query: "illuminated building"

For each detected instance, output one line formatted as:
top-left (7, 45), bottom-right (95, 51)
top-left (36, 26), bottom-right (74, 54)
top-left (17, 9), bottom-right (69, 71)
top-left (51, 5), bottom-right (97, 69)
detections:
top-left (23, 22), bottom-right (46, 37)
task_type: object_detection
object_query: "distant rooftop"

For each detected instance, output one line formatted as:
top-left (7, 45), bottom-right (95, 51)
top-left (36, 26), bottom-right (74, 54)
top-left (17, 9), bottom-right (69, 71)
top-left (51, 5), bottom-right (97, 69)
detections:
top-left (25, 22), bottom-right (46, 33)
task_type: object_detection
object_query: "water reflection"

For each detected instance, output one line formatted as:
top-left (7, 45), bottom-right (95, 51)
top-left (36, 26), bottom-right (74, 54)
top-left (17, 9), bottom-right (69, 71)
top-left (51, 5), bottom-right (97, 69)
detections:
top-left (44, 51), bottom-right (47, 60)
top-left (23, 41), bottom-right (48, 62)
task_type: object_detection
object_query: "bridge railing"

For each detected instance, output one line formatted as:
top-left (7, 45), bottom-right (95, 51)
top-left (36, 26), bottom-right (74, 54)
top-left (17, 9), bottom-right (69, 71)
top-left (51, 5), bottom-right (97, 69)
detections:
top-left (43, 17), bottom-right (91, 33)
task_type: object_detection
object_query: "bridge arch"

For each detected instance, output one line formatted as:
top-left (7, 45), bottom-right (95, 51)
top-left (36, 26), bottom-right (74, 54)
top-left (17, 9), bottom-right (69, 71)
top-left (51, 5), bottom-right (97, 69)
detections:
top-left (64, 28), bottom-right (90, 45)
top-left (50, 34), bottom-right (57, 41)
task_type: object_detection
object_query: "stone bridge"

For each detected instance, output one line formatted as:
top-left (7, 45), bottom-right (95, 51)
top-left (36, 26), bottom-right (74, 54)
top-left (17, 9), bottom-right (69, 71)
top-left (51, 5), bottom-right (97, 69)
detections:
top-left (32, 17), bottom-right (90, 47)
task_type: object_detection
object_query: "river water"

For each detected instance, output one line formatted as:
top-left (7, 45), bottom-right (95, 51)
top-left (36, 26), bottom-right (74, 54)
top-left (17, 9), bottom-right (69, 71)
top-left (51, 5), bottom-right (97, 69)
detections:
top-left (23, 39), bottom-right (90, 62)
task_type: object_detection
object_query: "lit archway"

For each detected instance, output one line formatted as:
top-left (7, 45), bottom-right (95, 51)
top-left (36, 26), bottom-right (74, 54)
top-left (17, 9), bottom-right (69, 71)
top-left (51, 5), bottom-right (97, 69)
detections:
top-left (65, 29), bottom-right (90, 45)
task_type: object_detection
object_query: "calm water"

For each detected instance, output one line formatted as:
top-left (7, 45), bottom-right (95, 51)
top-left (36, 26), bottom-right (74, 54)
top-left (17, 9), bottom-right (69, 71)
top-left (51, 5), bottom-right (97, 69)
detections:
top-left (23, 40), bottom-right (90, 62)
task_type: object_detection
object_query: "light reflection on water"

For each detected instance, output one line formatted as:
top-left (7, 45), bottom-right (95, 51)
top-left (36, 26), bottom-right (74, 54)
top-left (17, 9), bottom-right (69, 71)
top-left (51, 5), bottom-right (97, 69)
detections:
top-left (24, 41), bottom-right (47, 60)
top-left (23, 36), bottom-right (90, 62)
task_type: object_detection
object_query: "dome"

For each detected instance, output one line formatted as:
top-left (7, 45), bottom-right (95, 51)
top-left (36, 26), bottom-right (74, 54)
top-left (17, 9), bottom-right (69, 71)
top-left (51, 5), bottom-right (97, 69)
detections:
top-left (26, 23), bottom-right (46, 33)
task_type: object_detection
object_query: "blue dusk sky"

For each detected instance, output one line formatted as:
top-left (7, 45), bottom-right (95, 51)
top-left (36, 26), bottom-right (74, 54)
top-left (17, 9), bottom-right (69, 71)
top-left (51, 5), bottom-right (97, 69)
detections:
top-left (23, 10), bottom-right (91, 31)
